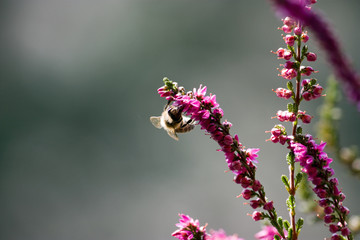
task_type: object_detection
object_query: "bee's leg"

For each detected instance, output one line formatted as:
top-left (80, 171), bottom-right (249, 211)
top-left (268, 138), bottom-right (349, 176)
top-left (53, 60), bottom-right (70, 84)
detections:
top-left (164, 100), bottom-right (172, 110)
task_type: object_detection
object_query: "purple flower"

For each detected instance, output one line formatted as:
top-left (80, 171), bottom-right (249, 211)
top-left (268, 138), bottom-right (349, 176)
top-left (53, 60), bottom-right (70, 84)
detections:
top-left (172, 214), bottom-right (208, 240)
top-left (208, 229), bottom-right (244, 240)
top-left (255, 226), bottom-right (283, 240)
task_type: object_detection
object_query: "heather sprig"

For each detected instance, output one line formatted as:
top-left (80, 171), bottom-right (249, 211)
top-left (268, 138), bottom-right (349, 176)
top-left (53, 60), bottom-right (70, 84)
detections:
top-left (269, 2), bottom-right (321, 238)
top-left (268, 1), bottom-right (354, 239)
top-left (289, 135), bottom-right (352, 240)
top-left (152, 1), bottom-right (357, 239)
top-left (270, 0), bottom-right (360, 110)
top-left (159, 77), bottom-right (286, 239)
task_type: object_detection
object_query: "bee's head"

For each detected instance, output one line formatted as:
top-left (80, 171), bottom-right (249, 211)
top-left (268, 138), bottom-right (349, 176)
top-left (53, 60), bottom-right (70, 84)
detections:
top-left (167, 105), bottom-right (184, 122)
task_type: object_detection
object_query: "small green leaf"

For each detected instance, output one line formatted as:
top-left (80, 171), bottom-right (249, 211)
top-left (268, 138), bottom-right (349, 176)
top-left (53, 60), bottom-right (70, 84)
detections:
top-left (286, 195), bottom-right (296, 209)
top-left (301, 45), bottom-right (308, 55)
top-left (286, 152), bottom-right (295, 165)
top-left (296, 218), bottom-right (304, 234)
top-left (277, 217), bottom-right (283, 228)
top-left (286, 198), bottom-right (291, 209)
top-left (295, 172), bottom-right (303, 188)
top-left (288, 45), bottom-right (295, 53)
top-left (274, 235), bottom-right (281, 240)
top-left (287, 81), bottom-right (294, 91)
top-left (283, 220), bottom-right (290, 230)
top-left (310, 78), bottom-right (317, 85)
top-left (288, 228), bottom-right (293, 240)
top-left (296, 126), bottom-right (303, 135)
top-left (287, 103), bottom-right (294, 112)
top-left (281, 175), bottom-right (290, 191)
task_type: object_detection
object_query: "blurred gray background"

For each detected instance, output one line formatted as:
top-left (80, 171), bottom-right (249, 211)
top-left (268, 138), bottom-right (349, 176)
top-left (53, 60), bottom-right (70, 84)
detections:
top-left (1, 1), bottom-right (360, 240)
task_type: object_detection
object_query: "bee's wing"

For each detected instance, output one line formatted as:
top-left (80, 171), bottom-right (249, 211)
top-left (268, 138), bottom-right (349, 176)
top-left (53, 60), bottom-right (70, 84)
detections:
top-left (150, 116), bottom-right (162, 129)
top-left (166, 128), bottom-right (179, 141)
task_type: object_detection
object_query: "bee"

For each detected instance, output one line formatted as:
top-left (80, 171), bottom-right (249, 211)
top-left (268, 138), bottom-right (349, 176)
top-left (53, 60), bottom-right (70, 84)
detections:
top-left (150, 103), bottom-right (195, 140)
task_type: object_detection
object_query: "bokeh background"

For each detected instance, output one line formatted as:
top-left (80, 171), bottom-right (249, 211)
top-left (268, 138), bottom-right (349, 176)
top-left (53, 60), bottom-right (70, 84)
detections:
top-left (1, 1), bottom-right (360, 240)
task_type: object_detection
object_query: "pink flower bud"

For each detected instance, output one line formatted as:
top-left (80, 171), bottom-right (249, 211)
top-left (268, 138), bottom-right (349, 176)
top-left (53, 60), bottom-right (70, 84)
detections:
top-left (329, 224), bottom-right (339, 233)
top-left (283, 50), bottom-right (293, 60)
top-left (301, 79), bottom-right (311, 86)
top-left (279, 135), bottom-right (288, 145)
top-left (294, 26), bottom-right (302, 35)
top-left (302, 91), bottom-right (312, 101)
top-left (284, 61), bottom-right (294, 69)
top-left (274, 88), bottom-right (293, 99)
top-left (306, 52), bottom-right (317, 61)
top-left (284, 34), bottom-right (296, 46)
top-left (241, 189), bottom-right (254, 200)
top-left (324, 215), bottom-right (334, 224)
top-left (275, 48), bottom-right (285, 58)
top-left (300, 114), bottom-right (312, 124)
top-left (313, 85), bottom-right (323, 96)
top-left (301, 33), bottom-right (309, 43)
top-left (263, 201), bottom-right (274, 211)
top-left (318, 199), bottom-right (329, 207)
top-left (341, 227), bottom-right (350, 236)
top-left (280, 68), bottom-right (297, 80)
top-left (281, 25), bottom-right (292, 33)
top-left (300, 66), bottom-right (316, 76)
top-left (331, 234), bottom-right (341, 240)
top-left (324, 206), bottom-right (334, 214)
top-left (252, 180), bottom-right (262, 191)
top-left (223, 135), bottom-right (233, 146)
top-left (271, 127), bottom-right (282, 137)
top-left (283, 16), bottom-right (295, 27)
top-left (252, 211), bottom-right (263, 221)
top-left (250, 199), bottom-right (262, 209)
top-left (234, 174), bottom-right (244, 184)
top-left (239, 177), bottom-right (252, 188)
top-left (270, 135), bottom-right (279, 143)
